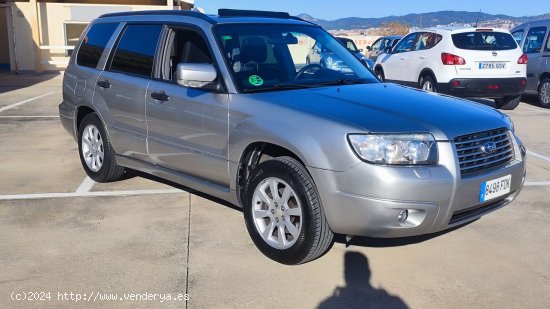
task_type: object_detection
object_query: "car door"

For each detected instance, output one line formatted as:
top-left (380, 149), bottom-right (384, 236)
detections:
top-left (381, 33), bottom-right (419, 82)
top-left (522, 26), bottom-right (548, 92)
top-left (93, 23), bottom-right (163, 162)
top-left (145, 26), bottom-right (230, 186)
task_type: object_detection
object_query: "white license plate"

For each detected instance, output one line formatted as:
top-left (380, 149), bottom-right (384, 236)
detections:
top-left (479, 175), bottom-right (512, 202)
top-left (478, 62), bottom-right (506, 69)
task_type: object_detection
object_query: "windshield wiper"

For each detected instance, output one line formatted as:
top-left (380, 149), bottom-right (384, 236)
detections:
top-left (312, 78), bottom-right (369, 86)
top-left (242, 79), bottom-right (368, 93)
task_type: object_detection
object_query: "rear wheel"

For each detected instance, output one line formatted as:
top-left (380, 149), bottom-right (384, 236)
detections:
top-left (420, 75), bottom-right (437, 93)
top-left (78, 113), bottom-right (125, 182)
top-left (375, 68), bottom-right (385, 82)
top-left (495, 95), bottom-right (521, 110)
top-left (243, 156), bottom-right (333, 265)
top-left (538, 78), bottom-right (550, 108)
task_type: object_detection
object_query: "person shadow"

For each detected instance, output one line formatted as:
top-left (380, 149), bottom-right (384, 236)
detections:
top-left (318, 251), bottom-right (409, 309)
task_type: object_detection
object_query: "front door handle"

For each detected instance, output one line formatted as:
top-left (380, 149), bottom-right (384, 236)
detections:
top-left (97, 80), bottom-right (111, 89)
top-left (400, 56), bottom-right (407, 60)
top-left (419, 56), bottom-right (426, 59)
top-left (151, 91), bottom-right (169, 102)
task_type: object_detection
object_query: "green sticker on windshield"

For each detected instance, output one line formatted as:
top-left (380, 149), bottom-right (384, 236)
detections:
top-left (249, 75), bottom-right (264, 86)
top-left (222, 35), bottom-right (232, 41)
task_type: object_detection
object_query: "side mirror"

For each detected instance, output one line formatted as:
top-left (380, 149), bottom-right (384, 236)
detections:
top-left (176, 63), bottom-right (217, 88)
top-left (366, 46), bottom-right (372, 51)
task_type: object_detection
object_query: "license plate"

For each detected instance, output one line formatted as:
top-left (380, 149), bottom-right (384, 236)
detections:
top-left (479, 175), bottom-right (512, 202)
top-left (478, 62), bottom-right (506, 69)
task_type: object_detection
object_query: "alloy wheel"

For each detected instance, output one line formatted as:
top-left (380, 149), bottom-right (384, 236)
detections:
top-left (81, 124), bottom-right (104, 172)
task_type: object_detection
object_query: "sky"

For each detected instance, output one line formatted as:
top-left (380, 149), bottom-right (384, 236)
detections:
top-left (194, 0), bottom-right (550, 20)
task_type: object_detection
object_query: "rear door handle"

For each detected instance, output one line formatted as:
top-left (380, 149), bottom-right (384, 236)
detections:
top-left (97, 80), bottom-right (111, 89)
top-left (419, 56), bottom-right (426, 59)
top-left (151, 91), bottom-right (169, 102)
top-left (400, 57), bottom-right (407, 60)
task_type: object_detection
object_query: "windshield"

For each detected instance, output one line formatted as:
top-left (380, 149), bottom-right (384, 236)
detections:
top-left (338, 38), bottom-right (359, 52)
top-left (452, 31), bottom-right (518, 51)
top-left (214, 24), bottom-right (378, 93)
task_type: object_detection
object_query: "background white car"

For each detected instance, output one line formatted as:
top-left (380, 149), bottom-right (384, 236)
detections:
top-left (374, 28), bottom-right (527, 109)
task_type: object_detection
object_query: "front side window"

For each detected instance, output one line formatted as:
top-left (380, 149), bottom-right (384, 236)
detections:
top-left (77, 22), bottom-right (118, 68)
top-left (214, 24), bottom-right (378, 93)
top-left (371, 38), bottom-right (383, 51)
top-left (340, 39), bottom-right (358, 52)
top-left (452, 31), bottom-right (518, 51)
top-left (523, 27), bottom-right (547, 54)
top-left (109, 24), bottom-right (163, 78)
top-left (393, 33), bottom-right (419, 53)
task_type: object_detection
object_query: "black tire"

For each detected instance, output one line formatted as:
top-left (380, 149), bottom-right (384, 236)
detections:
top-left (243, 156), bottom-right (334, 265)
top-left (375, 68), bottom-right (385, 82)
top-left (419, 75), bottom-right (437, 93)
top-left (495, 95), bottom-right (521, 110)
top-left (78, 113), bottom-right (125, 182)
top-left (538, 78), bottom-right (550, 108)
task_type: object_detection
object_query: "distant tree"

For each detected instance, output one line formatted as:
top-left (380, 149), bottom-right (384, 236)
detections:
top-left (374, 22), bottom-right (410, 36)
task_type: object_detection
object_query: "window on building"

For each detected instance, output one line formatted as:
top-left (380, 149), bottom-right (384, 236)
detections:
top-left (109, 24), bottom-right (163, 78)
top-left (65, 22), bottom-right (88, 57)
top-left (77, 22), bottom-right (118, 69)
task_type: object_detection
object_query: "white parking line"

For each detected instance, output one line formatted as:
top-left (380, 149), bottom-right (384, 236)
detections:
top-left (527, 150), bottom-right (550, 163)
top-left (0, 189), bottom-right (185, 201)
top-left (525, 181), bottom-right (550, 187)
top-left (0, 115), bottom-right (60, 118)
top-left (75, 177), bottom-right (95, 194)
top-left (0, 92), bottom-right (56, 113)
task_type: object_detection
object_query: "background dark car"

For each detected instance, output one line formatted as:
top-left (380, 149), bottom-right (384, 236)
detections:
top-left (306, 37), bottom-right (374, 70)
top-left (365, 35), bottom-right (402, 61)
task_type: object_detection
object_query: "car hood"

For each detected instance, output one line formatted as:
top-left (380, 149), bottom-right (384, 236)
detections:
top-left (248, 83), bottom-right (510, 140)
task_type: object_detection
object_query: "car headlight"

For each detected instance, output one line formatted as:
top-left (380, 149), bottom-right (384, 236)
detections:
top-left (348, 133), bottom-right (438, 165)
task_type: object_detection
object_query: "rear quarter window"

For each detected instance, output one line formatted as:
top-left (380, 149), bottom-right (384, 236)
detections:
top-left (77, 23), bottom-right (118, 68)
top-left (452, 31), bottom-right (518, 51)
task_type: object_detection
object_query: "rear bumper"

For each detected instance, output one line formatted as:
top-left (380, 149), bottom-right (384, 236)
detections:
top-left (58, 100), bottom-right (77, 141)
top-left (438, 77), bottom-right (526, 98)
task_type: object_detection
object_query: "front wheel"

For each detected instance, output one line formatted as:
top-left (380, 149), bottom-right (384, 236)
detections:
top-left (495, 95), bottom-right (521, 110)
top-left (538, 78), bottom-right (550, 108)
top-left (78, 113), bottom-right (125, 182)
top-left (243, 157), bottom-right (333, 265)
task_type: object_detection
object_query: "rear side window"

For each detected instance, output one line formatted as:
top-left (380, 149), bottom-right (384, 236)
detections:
top-left (512, 29), bottom-right (524, 45)
top-left (413, 32), bottom-right (443, 51)
top-left (109, 24), bottom-right (163, 78)
top-left (523, 27), bottom-right (547, 54)
top-left (452, 31), bottom-right (517, 51)
top-left (77, 23), bottom-right (118, 68)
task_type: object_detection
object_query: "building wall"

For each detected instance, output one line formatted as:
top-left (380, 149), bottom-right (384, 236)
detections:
top-left (0, 7), bottom-right (10, 69)
top-left (9, 1), bottom-right (175, 72)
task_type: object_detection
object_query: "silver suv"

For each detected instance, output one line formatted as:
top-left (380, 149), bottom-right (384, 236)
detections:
top-left (59, 9), bottom-right (526, 264)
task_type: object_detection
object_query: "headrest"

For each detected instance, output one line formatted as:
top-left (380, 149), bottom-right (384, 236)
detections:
top-left (240, 37), bottom-right (267, 64)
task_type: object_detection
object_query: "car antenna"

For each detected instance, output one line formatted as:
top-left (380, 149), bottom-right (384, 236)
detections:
top-left (474, 9), bottom-right (482, 28)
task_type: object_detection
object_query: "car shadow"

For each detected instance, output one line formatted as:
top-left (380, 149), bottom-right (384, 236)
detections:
top-left (127, 169), bottom-right (242, 212)
top-left (317, 251), bottom-right (409, 309)
top-left (0, 72), bottom-right (61, 94)
top-left (334, 220), bottom-right (477, 248)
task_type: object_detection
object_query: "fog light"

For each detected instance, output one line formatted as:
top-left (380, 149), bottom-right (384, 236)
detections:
top-left (452, 80), bottom-right (460, 87)
top-left (398, 209), bottom-right (409, 223)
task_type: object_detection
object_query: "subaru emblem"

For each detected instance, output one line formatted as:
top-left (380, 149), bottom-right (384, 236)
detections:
top-left (492, 51), bottom-right (498, 57)
top-left (481, 142), bottom-right (497, 154)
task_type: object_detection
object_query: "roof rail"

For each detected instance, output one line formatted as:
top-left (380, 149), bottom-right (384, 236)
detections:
top-left (99, 10), bottom-right (215, 24)
top-left (218, 9), bottom-right (290, 19)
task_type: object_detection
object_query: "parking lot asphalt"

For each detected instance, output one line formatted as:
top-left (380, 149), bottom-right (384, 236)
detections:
top-left (1, 74), bottom-right (549, 308)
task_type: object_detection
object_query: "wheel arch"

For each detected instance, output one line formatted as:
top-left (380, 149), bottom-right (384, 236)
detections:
top-left (418, 68), bottom-right (437, 85)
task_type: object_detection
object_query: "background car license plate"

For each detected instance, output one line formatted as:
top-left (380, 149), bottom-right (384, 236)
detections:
top-left (479, 62), bottom-right (506, 69)
top-left (479, 175), bottom-right (512, 202)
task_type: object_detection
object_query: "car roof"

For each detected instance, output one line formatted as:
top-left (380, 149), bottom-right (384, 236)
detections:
top-left (512, 18), bottom-right (550, 30)
top-left (414, 27), bottom-right (511, 34)
top-left (99, 9), bottom-right (317, 27)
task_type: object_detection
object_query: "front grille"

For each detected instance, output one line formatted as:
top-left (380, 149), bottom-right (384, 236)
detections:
top-left (454, 128), bottom-right (513, 176)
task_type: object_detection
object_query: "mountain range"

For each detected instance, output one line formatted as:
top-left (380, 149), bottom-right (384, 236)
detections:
top-left (297, 11), bottom-right (550, 30)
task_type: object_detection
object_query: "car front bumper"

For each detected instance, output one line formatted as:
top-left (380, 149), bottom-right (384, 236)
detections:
top-left (438, 77), bottom-right (526, 98)
top-left (308, 137), bottom-right (526, 238)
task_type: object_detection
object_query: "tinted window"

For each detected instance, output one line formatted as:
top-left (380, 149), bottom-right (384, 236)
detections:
top-left (523, 27), bottom-right (547, 54)
top-left (414, 32), bottom-right (443, 51)
top-left (110, 24), bottom-right (163, 77)
top-left (77, 23), bottom-right (118, 68)
top-left (371, 38), bottom-right (383, 51)
top-left (394, 33), bottom-right (418, 53)
top-left (452, 31), bottom-right (517, 50)
top-left (546, 34), bottom-right (550, 52)
top-left (512, 29), bottom-right (524, 45)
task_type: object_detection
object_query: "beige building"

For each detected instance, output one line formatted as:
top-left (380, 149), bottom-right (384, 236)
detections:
top-left (0, 0), bottom-right (195, 73)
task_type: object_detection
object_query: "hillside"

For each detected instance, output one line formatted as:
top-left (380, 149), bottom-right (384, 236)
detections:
top-left (297, 11), bottom-right (550, 30)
